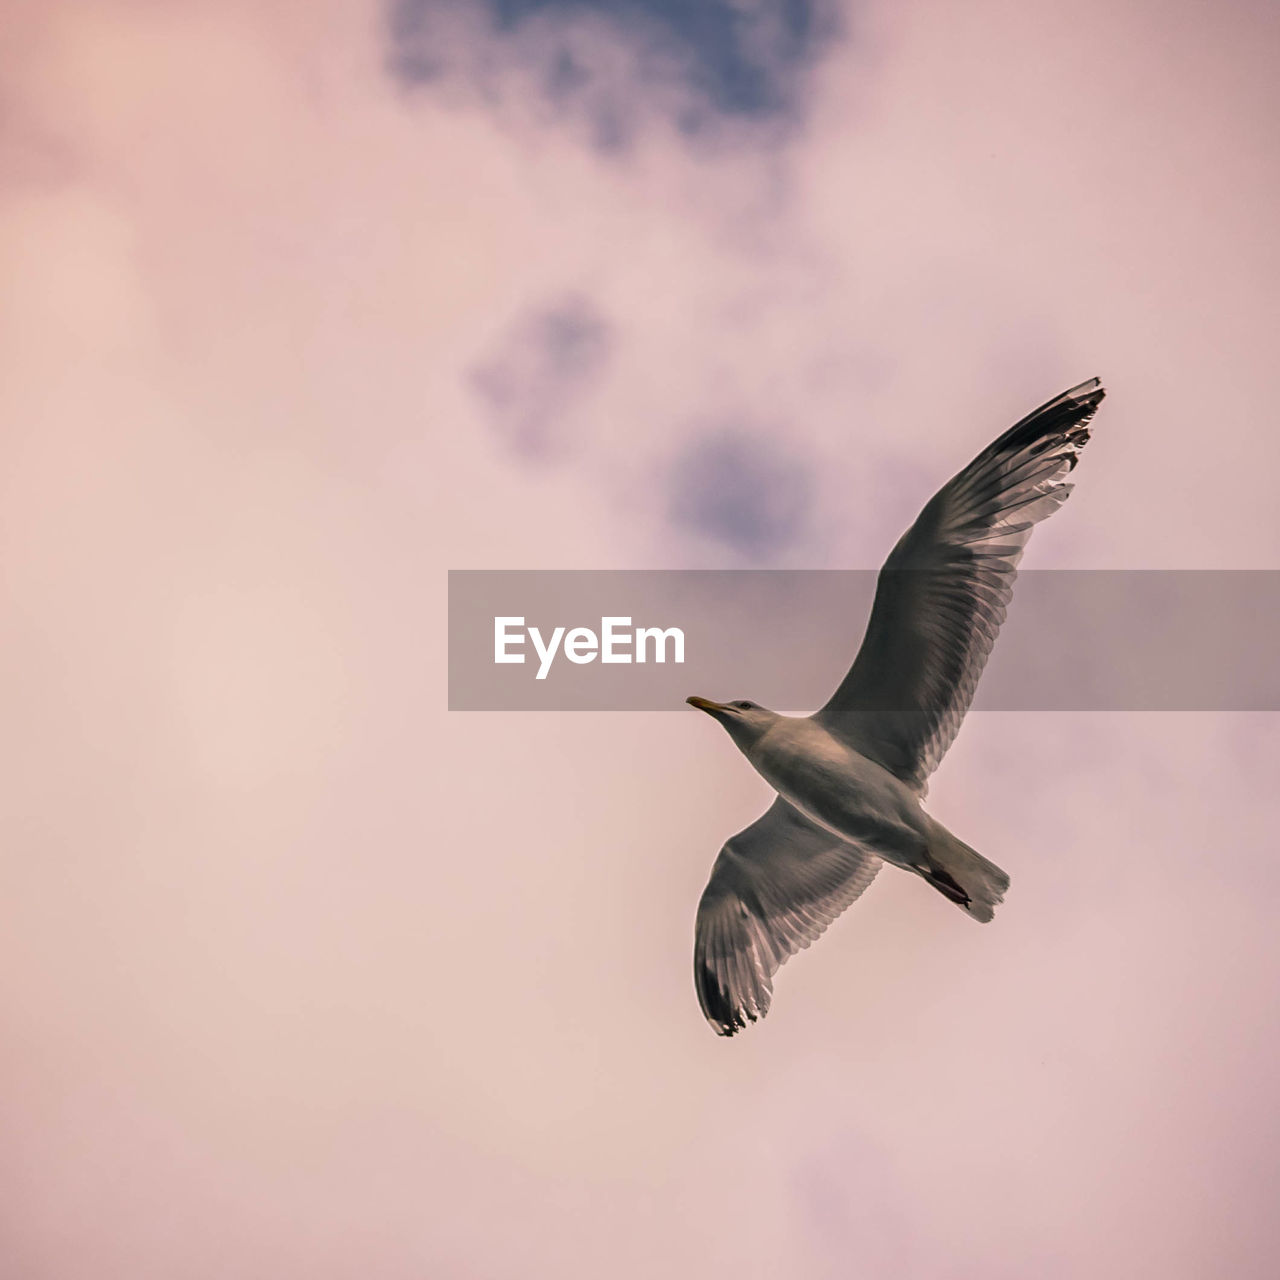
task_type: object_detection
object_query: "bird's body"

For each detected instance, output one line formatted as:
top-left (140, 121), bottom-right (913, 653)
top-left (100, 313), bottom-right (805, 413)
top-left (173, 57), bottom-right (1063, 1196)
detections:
top-left (688, 378), bottom-right (1107, 1036)
top-left (736, 713), bottom-right (925, 865)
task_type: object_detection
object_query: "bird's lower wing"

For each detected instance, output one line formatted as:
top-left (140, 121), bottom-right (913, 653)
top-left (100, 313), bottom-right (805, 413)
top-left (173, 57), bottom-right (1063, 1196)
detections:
top-left (694, 797), bottom-right (881, 1036)
top-left (815, 378), bottom-right (1105, 792)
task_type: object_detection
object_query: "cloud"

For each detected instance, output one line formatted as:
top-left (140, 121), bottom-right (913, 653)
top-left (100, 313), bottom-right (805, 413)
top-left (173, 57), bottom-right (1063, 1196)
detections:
top-left (6, 3), bottom-right (1280, 1278)
top-left (385, 0), bottom-right (842, 149)
top-left (470, 294), bottom-right (613, 459)
top-left (667, 423), bottom-right (813, 560)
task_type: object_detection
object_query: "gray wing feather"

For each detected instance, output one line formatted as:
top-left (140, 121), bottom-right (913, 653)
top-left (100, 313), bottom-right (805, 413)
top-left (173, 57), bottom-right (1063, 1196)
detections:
top-left (694, 797), bottom-right (881, 1036)
top-left (815, 378), bottom-right (1105, 792)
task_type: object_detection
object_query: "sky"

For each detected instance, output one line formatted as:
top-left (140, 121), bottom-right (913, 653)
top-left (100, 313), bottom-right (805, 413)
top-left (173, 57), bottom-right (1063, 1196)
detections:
top-left (2, 0), bottom-right (1279, 1276)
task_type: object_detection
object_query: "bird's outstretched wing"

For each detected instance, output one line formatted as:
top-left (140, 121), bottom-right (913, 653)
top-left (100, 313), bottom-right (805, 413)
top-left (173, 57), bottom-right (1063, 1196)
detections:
top-left (694, 797), bottom-right (881, 1036)
top-left (815, 378), bottom-right (1105, 793)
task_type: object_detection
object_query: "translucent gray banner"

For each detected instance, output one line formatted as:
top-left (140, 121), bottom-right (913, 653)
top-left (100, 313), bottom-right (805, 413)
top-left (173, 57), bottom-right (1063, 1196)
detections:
top-left (448, 571), bottom-right (1280, 711)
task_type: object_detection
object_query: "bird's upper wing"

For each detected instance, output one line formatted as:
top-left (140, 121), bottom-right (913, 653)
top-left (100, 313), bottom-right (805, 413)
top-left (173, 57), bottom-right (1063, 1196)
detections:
top-left (694, 796), bottom-right (882, 1036)
top-left (814, 378), bottom-right (1105, 793)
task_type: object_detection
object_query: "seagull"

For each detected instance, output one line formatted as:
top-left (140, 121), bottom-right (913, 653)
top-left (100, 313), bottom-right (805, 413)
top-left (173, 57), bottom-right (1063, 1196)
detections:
top-left (687, 378), bottom-right (1106, 1036)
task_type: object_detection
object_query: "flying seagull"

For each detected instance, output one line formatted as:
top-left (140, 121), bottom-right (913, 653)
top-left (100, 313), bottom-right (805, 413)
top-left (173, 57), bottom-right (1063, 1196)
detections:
top-left (687, 378), bottom-right (1106, 1036)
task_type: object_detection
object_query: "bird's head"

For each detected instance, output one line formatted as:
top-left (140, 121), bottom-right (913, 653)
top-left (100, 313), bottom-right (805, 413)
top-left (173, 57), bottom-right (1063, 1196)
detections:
top-left (685, 696), bottom-right (778, 751)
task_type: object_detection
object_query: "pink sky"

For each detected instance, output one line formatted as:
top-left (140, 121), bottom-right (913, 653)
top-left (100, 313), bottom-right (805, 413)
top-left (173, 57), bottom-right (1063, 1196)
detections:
top-left (2, 1), bottom-right (1279, 1276)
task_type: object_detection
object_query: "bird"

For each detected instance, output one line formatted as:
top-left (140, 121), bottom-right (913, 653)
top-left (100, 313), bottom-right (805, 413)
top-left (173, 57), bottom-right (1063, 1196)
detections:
top-left (686, 377), bottom-right (1106, 1036)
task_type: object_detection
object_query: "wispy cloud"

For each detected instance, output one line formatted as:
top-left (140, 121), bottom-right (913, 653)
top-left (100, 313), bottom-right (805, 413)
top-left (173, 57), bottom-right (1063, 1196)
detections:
top-left (6, 2), bottom-right (1280, 1276)
top-left (667, 423), bottom-right (813, 560)
top-left (469, 294), bottom-right (613, 459)
top-left (386, 0), bottom-right (843, 149)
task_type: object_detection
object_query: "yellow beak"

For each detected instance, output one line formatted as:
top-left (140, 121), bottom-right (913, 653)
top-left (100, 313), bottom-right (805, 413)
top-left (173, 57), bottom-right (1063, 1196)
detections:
top-left (686, 696), bottom-right (729, 714)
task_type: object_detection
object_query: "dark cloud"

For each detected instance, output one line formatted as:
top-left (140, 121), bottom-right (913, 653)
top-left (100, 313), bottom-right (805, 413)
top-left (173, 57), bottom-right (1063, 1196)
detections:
top-left (668, 425), bottom-right (813, 561)
top-left (386, 0), bottom-right (842, 148)
top-left (469, 295), bottom-right (612, 459)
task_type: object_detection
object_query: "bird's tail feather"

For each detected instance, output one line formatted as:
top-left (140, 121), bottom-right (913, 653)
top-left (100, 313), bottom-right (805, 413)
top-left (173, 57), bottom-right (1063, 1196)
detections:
top-left (922, 823), bottom-right (1009, 923)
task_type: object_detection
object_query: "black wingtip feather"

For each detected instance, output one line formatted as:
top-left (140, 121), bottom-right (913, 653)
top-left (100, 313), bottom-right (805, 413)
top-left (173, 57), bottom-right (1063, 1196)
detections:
top-left (966, 377), bottom-right (1104, 477)
top-left (695, 956), bottom-right (755, 1037)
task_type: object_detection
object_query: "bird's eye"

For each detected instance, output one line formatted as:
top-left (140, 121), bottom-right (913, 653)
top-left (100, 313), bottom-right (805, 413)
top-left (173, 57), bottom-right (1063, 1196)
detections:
top-left (734, 701), bottom-right (754, 710)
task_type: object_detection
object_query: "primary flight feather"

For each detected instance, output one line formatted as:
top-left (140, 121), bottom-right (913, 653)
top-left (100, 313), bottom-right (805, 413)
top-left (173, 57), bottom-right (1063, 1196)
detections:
top-left (687, 378), bottom-right (1106, 1036)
